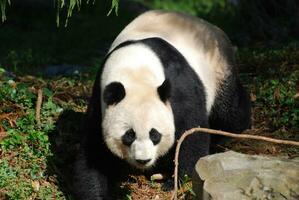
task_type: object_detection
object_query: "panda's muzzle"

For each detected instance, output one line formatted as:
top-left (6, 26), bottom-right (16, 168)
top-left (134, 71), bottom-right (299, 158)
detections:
top-left (135, 159), bottom-right (151, 165)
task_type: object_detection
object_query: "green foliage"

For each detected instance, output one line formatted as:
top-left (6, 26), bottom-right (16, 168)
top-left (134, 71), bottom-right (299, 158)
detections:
top-left (0, 0), bottom-right (10, 21)
top-left (56, 0), bottom-right (82, 27)
top-left (0, 76), bottom-right (65, 199)
top-left (0, 81), bottom-right (34, 109)
top-left (254, 72), bottom-right (299, 129)
top-left (179, 175), bottom-right (196, 196)
top-left (107, 0), bottom-right (119, 16)
top-left (125, 194), bottom-right (132, 200)
top-left (239, 44), bottom-right (299, 132)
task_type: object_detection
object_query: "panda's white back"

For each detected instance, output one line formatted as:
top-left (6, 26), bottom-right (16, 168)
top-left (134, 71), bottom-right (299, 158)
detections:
top-left (109, 10), bottom-right (235, 112)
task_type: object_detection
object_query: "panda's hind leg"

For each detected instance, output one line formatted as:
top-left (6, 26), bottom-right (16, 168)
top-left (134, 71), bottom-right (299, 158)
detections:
top-left (209, 76), bottom-right (251, 133)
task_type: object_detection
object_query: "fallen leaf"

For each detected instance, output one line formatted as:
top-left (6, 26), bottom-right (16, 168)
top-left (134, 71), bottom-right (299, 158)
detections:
top-left (250, 93), bottom-right (257, 102)
top-left (0, 131), bottom-right (8, 141)
top-left (31, 180), bottom-right (40, 192)
top-left (273, 88), bottom-right (280, 101)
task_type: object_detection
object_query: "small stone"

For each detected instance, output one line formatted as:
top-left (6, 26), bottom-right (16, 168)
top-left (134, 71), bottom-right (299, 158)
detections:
top-left (150, 173), bottom-right (164, 181)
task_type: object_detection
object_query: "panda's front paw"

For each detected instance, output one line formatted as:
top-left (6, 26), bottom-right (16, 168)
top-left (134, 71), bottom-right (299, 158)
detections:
top-left (161, 179), bottom-right (174, 191)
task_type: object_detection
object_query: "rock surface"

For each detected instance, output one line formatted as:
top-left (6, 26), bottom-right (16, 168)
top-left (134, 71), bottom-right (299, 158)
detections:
top-left (193, 151), bottom-right (299, 200)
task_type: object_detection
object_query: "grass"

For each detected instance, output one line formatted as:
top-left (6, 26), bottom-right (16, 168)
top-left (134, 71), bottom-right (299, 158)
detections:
top-left (0, 1), bottom-right (299, 199)
top-left (0, 71), bottom-right (93, 199)
top-left (0, 74), bottom-right (64, 199)
top-left (240, 44), bottom-right (299, 130)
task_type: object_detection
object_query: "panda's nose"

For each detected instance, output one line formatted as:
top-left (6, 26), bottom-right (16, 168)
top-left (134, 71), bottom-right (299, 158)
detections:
top-left (136, 159), bottom-right (151, 165)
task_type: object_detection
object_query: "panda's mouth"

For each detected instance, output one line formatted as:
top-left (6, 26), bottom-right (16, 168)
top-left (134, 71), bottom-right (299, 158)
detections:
top-left (128, 159), bottom-right (154, 170)
top-left (134, 163), bottom-right (153, 170)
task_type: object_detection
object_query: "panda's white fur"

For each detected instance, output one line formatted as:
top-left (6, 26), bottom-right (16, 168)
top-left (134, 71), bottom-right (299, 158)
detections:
top-left (109, 10), bottom-right (232, 112)
top-left (101, 44), bottom-right (175, 169)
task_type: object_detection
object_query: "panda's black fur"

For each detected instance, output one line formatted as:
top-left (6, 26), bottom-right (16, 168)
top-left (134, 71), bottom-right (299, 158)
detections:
top-left (73, 15), bottom-right (251, 200)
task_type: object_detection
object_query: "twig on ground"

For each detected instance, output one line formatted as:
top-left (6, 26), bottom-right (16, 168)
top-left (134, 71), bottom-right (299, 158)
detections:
top-left (172, 127), bottom-right (299, 200)
top-left (35, 88), bottom-right (43, 126)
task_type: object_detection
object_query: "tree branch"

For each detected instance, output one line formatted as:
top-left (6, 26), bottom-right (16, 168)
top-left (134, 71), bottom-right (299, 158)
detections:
top-left (35, 88), bottom-right (43, 126)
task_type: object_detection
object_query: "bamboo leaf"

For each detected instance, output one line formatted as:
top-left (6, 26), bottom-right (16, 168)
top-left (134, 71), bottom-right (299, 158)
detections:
top-left (107, 0), bottom-right (119, 16)
top-left (0, 0), bottom-right (8, 22)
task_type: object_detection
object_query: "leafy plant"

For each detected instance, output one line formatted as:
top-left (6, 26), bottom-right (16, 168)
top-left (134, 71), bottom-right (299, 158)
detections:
top-left (107, 0), bottom-right (119, 16)
top-left (254, 72), bottom-right (299, 130)
top-left (0, 0), bottom-right (9, 21)
top-left (0, 78), bottom-right (65, 199)
top-left (238, 43), bottom-right (299, 133)
top-left (179, 175), bottom-right (196, 197)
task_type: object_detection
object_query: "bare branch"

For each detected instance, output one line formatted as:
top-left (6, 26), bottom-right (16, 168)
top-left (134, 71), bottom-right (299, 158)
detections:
top-left (35, 88), bottom-right (43, 126)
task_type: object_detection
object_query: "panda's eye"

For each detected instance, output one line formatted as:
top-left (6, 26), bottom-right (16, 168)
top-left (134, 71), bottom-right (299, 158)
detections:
top-left (149, 128), bottom-right (162, 145)
top-left (122, 129), bottom-right (136, 146)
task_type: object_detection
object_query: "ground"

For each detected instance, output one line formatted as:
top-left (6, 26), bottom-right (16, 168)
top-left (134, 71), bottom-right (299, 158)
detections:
top-left (0, 1), bottom-right (298, 200)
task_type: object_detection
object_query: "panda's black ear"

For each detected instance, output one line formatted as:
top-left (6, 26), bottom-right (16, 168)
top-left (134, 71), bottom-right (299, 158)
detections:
top-left (103, 82), bottom-right (126, 105)
top-left (157, 79), bottom-right (171, 102)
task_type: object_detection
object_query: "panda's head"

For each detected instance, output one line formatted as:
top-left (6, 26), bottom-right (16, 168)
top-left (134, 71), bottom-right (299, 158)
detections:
top-left (102, 79), bottom-right (175, 169)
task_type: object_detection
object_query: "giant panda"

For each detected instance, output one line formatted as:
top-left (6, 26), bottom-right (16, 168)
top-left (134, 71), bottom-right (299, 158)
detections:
top-left (73, 10), bottom-right (251, 199)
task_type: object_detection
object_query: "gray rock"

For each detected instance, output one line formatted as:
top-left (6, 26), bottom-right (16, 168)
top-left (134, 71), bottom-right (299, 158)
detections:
top-left (193, 151), bottom-right (299, 200)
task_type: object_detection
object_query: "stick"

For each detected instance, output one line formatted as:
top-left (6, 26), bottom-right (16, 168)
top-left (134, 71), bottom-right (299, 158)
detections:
top-left (35, 88), bottom-right (43, 126)
top-left (172, 127), bottom-right (299, 200)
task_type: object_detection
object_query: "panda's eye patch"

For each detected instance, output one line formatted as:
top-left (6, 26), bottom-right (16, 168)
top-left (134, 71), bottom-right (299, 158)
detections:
top-left (149, 128), bottom-right (162, 145)
top-left (122, 129), bottom-right (136, 146)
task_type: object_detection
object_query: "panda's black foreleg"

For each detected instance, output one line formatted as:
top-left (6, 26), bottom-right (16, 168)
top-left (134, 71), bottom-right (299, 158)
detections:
top-left (169, 77), bottom-right (211, 180)
top-left (177, 131), bottom-right (210, 179)
top-left (73, 151), bottom-right (109, 200)
top-left (172, 104), bottom-right (210, 179)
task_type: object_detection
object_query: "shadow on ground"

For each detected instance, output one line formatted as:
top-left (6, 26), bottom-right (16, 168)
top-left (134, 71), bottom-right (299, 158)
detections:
top-left (47, 109), bottom-right (86, 199)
